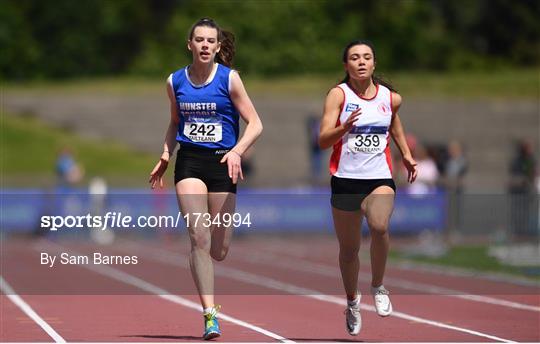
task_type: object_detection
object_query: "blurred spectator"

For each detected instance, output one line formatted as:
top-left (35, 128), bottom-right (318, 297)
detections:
top-left (38, 148), bottom-right (84, 236)
top-left (428, 143), bottom-right (448, 177)
top-left (508, 139), bottom-right (537, 193)
top-left (394, 133), bottom-right (418, 187)
top-left (508, 139), bottom-right (538, 238)
top-left (56, 147), bottom-right (83, 187)
top-left (406, 143), bottom-right (439, 195)
top-left (306, 115), bottom-right (322, 182)
top-left (443, 140), bottom-right (468, 234)
top-left (444, 140), bottom-right (468, 192)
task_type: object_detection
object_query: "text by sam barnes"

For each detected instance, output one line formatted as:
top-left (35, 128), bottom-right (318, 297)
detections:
top-left (41, 252), bottom-right (138, 267)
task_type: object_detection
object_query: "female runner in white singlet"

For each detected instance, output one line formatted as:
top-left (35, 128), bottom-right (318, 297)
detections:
top-left (319, 40), bottom-right (417, 336)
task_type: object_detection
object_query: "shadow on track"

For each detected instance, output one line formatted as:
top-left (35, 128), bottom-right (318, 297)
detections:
top-left (120, 334), bottom-right (202, 341)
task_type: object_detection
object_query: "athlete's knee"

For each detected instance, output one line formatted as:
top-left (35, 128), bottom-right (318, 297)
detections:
top-left (190, 231), bottom-right (211, 251)
top-left (368, 218), bottom-right (389, 236)
top-left (210, 247), bottom-right (229, 261)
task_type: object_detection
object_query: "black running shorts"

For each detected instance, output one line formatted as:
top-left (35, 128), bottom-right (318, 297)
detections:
top-left (331, 176), bottom-right (396, 211)
top-left (174, 145), bottom-right (237, 194)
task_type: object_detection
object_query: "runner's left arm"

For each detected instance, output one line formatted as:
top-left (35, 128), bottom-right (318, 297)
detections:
top-left (390, 92), bottom-right (417, 183)
top-left (221, 71), bottom-right (263, 184)
top-left (228, 71), bottom-right (263, 156)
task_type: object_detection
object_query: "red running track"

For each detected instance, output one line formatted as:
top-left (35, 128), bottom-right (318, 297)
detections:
top-left (1, 236), bottom-right (539, 342)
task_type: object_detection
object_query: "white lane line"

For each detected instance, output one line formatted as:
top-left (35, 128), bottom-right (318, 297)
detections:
top-left (121, 242), bottom-right (516, 343)
top-left (228, 249), bottom-right (540, 313)
top-left (37, 242), bottom-right (294, 343)
top-left (0, 275), bottom-right (66, 343)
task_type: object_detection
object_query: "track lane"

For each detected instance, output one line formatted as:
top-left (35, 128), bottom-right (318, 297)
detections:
top-left (2, 239), bottom-right (287, 342)
top-left (0, 290), bottom-right (57, 342)
top-left (124, 238), bottom-right (537, 342)
top-left (3, 236), bottom-right (537, 342)
top-left (96, 239), bottom-right (517, 342)
top-left (241, 237), bottom-right (540, 303)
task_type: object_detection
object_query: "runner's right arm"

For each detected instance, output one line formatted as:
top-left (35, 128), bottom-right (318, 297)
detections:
top-left (319, 87), bottom-right (361, 149)
top-left (162, 76), bottom-right (180, 163)
top-left (149, 77), bottom-right (180, 189)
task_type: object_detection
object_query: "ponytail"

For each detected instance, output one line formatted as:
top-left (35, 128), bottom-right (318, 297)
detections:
top-left (340, 74), bottom-right (350, 84)
top-left (216, 30), bottom-right (235, 68)
top-left (373, 75), bottom-right (397, 93)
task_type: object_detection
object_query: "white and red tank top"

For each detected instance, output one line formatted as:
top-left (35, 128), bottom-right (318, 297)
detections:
top-left (329, 83), bottom-right (394, 179)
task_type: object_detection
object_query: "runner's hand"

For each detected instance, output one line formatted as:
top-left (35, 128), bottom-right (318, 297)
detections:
top-left (220, 150), bottom-right (243, 184)
top-left (149, 154), bottom-right (169, 189)
top-left (342, 108), bottom-right (362, 131)
top-left (402, 155), bottom-right (418, 183)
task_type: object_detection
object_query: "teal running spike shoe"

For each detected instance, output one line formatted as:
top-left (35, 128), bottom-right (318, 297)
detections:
top-left (203, 305), bottom-right (221, 340)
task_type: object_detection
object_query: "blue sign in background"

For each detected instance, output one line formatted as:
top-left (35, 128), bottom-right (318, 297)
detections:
top-left (1, 188), bottom-right (447, 234)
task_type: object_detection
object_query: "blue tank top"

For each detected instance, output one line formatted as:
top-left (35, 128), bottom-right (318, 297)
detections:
top-left (171, 63), bottom-right (239, 149)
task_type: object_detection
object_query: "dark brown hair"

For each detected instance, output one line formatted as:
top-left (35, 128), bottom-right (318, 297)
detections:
top-left (340, 39), bottom-right (396, 92)
top-left (188, 17), bottom-right (235, 68)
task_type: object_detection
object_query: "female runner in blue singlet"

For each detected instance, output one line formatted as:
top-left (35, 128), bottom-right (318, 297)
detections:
top-left (149, 18), bottom-right (263, 340)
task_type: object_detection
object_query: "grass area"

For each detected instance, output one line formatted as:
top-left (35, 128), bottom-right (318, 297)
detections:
top-left (1, 113), bottom-right (157, 187)
top-left (389, 69), bottom-right (539, 100)
top-left (3, 68), bottom-right (538, 99)
top-left (1, 68), bottom-right (537, 184)
top-left (390, 245), bottom-right (540, 280)
top-left (2, 76), bottom-right (165, 96)
top-left (246, 68), bottom-right (540, 99)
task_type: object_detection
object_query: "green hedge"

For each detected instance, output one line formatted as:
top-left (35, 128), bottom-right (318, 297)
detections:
top-left (1, 0), bottom-right (538, 80)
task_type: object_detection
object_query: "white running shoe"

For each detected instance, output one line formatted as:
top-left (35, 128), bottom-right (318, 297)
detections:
top-left (344, 297), bottom-right (361, 336)
top-left (372, 286), bottom-right (393, 317)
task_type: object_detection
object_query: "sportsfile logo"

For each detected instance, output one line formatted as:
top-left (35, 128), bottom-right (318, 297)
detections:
top-left (40, 211), bottom-right (252, 231)
top-left (345, 103), bottom-right (359, 112)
